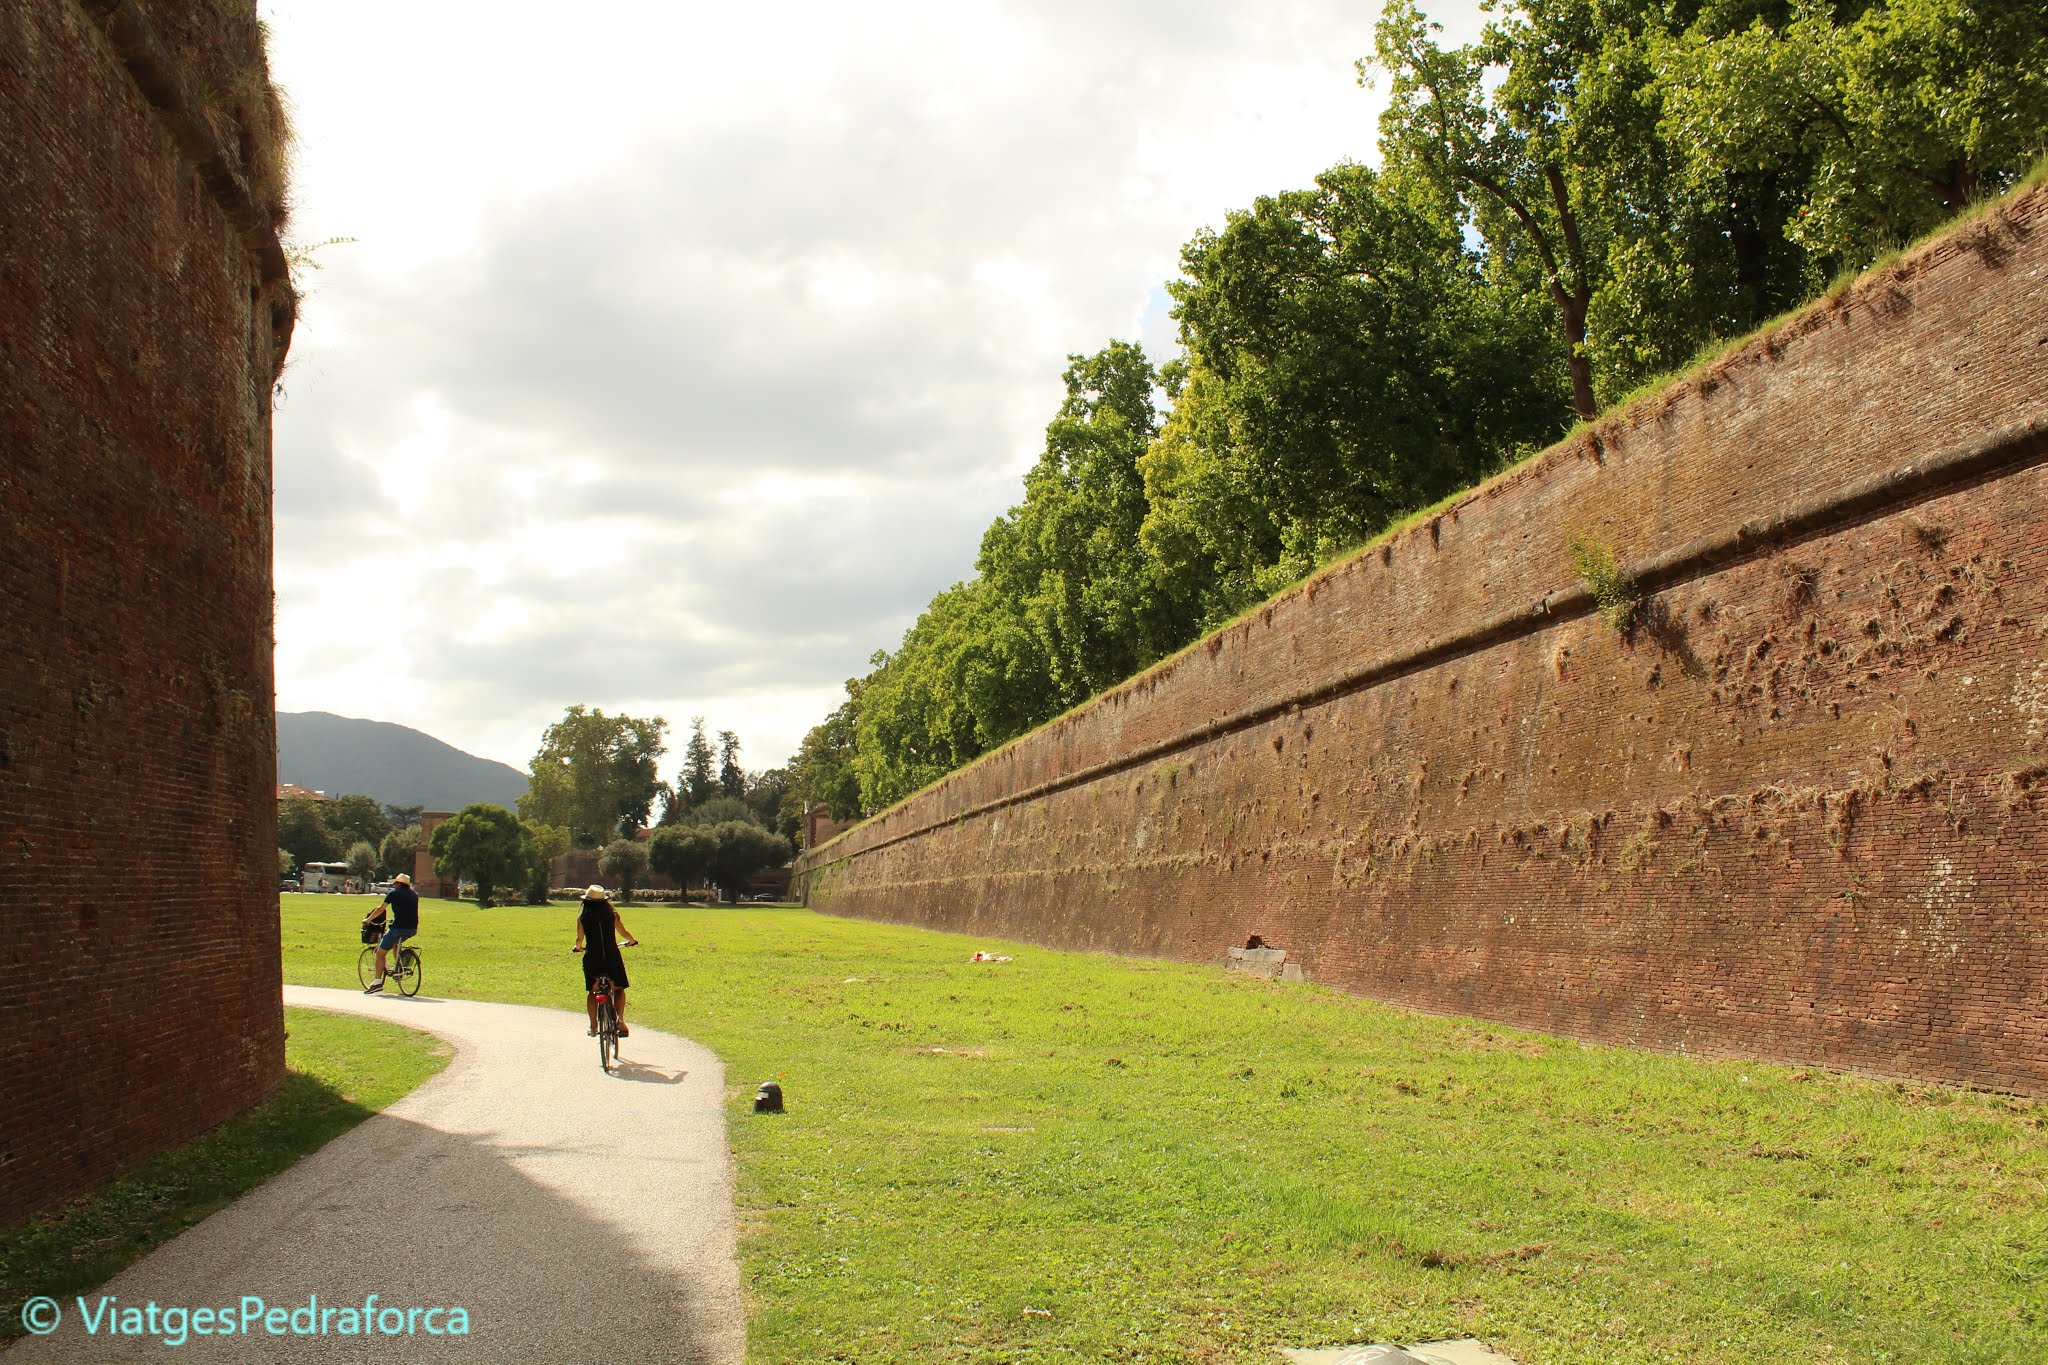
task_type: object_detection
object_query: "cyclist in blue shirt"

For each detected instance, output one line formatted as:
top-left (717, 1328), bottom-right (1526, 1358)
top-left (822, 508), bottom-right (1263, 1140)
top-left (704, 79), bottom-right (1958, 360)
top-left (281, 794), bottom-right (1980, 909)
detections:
top-left (363, 873), bottom-right (420, 994)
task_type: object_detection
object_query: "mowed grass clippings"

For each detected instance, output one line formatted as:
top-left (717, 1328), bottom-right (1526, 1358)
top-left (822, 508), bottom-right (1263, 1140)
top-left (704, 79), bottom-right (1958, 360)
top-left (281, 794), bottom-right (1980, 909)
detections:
top-left (281, 895), bottom-right (2046, 1364)
top-left (0, 1007), bottom-right (450, 1333)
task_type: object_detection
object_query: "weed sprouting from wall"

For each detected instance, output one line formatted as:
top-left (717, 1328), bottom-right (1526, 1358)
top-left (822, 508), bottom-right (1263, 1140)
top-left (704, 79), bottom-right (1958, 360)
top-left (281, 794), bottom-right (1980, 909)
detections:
top-left (1566, 531), bottom-right (1641, 631)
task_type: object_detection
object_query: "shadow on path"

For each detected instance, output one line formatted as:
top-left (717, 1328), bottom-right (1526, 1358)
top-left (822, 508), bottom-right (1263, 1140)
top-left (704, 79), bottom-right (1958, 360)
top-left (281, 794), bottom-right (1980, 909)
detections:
top-left (11, 989), bottom-right (743, 1363)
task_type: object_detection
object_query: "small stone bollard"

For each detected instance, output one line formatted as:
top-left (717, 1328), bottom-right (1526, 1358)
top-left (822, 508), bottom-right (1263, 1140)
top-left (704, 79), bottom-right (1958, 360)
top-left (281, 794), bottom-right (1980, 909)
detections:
top-left (753, 1081), bottom-right (784, 1113)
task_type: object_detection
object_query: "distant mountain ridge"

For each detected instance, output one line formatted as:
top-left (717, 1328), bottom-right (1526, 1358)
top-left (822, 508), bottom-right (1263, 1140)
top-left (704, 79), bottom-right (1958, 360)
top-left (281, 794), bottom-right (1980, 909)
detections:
top-left (277, 711), bottom-right (528, 813)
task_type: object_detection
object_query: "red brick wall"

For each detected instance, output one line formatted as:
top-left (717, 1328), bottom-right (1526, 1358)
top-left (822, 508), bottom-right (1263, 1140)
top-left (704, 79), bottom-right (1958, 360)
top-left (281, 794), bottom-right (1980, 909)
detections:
top-left (799, 186), bottom-right (2048, 1096)
top-left (0, 0), bottom-right (293, 1219)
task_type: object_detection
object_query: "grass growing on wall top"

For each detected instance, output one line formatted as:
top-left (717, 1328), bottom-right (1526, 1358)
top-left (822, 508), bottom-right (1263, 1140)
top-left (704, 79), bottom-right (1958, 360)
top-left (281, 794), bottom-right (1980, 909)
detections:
top-left (813, 164), bottom-right (2048, 854)
top-left (282, 894), bottom-right (2045, 1365)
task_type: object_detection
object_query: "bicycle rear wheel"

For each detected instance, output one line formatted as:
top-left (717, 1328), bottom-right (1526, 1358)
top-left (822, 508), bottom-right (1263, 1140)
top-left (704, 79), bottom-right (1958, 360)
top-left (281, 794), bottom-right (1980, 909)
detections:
top-left (596, 1002), bottom-right (616, 1073)
top-left (398, 948), bottom-right (422, 997)
top-left (357, 947), bottom-right (378, 990)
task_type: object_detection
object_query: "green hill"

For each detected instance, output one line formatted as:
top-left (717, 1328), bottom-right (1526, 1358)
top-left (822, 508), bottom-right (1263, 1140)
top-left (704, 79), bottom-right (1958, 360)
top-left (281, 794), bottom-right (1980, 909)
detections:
top-left (277, 711), bottom-right (528, 813)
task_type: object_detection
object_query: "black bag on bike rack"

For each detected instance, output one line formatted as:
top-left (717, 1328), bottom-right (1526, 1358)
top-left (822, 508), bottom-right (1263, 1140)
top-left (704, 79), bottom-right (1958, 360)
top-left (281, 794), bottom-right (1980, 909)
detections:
top-left (360, 914), bottom-right (387, 945)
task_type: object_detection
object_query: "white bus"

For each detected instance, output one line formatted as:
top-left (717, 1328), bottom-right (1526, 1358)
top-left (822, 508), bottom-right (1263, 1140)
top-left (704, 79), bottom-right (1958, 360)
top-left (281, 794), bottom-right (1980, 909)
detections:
top-left (302, 861), bottom-right (352, 893)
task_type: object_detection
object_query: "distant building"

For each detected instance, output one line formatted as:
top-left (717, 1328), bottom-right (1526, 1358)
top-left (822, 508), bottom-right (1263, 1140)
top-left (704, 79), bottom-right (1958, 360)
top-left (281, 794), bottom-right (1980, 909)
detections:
top-left (803, 801), bottom-right (855, 850)
top-left (276, 783), bottom-right (332, 802)
top-left (413, 812), bottom-right (460, 898)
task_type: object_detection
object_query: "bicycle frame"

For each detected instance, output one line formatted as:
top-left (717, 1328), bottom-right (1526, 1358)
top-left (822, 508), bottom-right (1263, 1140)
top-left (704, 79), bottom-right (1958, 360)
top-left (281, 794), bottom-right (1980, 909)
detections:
top-left (590, 976), bottom-right (620, 1072)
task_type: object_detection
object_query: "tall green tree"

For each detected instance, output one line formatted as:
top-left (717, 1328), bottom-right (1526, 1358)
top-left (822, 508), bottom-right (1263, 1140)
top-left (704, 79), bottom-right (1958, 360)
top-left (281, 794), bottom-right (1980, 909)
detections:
top-left (717, 730), bottom-right (745, 800)
top-left (1658, 0), bottom-right (2048, 269)
top-left (1137, 362), bottom-right (1300, 630)
top-left (1167, 161), bottom-right (1569, 567)
top-left (520, 821), bottom-right (570, 904)
top-left (682, 717), bottom-right (716, 808)
top-left (672, 794), bottom-right (757, 828)
top-left (977, 341), bottom-right (1197, 710)
top-left (345, 840), bottom-right (378, 885)
top-left (648, 824), bottom-right (715, 894)
top-left (791, 678), bottom-right (867, 821)
top-left (704, 822), bottom-right (792, 902)
top-left (327, 794), bottom-right (393, 852)
top-left (1371, 0), bottom-right (1606, 417)
top-left (519, 706), bottom-right (669, 847)
top-left (744, 766), bottom-right (797, 839)
top-left (427, 803), bottom-right (528, 908)
top-left (277, 796), bottom-right (338, 870)
top-left (598, 838), bottom-right (650, 903)
top-left (378, 825), bottom-right (421, 879)
top-left (381, 802), bottom-right (426, 831)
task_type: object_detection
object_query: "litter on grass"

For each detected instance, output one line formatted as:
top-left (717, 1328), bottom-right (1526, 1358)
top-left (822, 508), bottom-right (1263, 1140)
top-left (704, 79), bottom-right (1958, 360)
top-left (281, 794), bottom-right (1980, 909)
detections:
top-left (971, 952), bottom-right (1013, 963)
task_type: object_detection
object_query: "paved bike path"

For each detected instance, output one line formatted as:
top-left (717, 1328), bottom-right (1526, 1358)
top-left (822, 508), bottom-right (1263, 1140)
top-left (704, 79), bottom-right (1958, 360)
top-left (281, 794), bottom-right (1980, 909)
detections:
top-left (15, 987), bottom-right (745, 1362)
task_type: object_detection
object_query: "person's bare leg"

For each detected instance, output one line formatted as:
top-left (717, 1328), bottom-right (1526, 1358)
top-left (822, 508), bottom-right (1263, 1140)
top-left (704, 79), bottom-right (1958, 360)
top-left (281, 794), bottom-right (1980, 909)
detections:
top-left (615, 987), bottom-right (628, 1035)
top-left (374, 945), bottom-right (389, 980)
top-left (586, 990), bottom-right (598, 1033)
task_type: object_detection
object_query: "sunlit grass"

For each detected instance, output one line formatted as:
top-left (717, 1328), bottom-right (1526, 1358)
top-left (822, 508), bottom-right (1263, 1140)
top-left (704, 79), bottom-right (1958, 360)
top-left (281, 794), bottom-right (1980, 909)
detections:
top-left (280, 895), bottom-right (2046, 1364)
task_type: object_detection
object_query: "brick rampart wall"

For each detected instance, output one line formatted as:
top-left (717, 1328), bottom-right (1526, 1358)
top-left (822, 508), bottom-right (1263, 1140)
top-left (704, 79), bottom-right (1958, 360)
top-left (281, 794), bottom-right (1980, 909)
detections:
top-left (799, 188), bottom-right (2048, 1096)
top-left (0, 0), bottom-right (294, 1218)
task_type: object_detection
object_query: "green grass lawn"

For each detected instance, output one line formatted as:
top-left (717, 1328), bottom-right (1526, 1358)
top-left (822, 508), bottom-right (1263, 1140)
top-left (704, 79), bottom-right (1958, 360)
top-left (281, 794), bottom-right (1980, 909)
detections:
top-left (282, 894), bottom-right (2044, 1364)
top-left (1, 1007), bottom-right (449, 1335)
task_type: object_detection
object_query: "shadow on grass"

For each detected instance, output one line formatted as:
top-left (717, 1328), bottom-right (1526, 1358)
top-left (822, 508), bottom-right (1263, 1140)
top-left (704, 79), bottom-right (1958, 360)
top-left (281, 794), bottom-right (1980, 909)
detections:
top-left (0, 1070), bottom-right (375, 1335)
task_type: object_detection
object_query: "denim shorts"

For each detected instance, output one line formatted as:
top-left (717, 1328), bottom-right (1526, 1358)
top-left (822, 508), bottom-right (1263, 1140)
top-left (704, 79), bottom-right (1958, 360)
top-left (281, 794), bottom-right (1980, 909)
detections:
top-left (378, 924), bottom-right (411, 951)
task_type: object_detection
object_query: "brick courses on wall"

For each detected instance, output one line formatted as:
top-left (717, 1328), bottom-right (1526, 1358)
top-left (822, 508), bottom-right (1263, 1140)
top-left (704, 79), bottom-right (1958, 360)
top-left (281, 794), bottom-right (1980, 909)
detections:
top-left (0, 0), bottom-right (294, 1219)
top-left (799, 186), bottom-right (2048, 1097)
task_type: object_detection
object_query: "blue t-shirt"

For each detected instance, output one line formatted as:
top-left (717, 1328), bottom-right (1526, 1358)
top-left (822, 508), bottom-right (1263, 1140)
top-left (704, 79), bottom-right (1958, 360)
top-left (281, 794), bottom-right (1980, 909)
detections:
top-left (382, 884), bottom-right (420, 935)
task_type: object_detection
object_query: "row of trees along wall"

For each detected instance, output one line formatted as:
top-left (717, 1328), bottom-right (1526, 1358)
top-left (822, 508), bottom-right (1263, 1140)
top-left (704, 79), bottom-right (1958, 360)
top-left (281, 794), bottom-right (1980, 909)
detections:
top-left (798, 183), bottom-right (2048, 1097)
top-left (0, 0), bottom-right (296, 1219)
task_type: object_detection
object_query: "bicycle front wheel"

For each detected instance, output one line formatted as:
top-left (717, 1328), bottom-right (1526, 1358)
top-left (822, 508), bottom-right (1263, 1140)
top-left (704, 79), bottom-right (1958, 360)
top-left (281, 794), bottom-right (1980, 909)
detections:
top-left (397, 948), bottom-right (422, 997)
top-left (357, 946), bottom-right (378, 990)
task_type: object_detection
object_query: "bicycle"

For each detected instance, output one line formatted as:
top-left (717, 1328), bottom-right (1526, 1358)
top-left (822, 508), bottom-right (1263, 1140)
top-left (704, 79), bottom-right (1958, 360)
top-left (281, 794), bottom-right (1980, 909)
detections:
top-left (589, 974), bottom-right (621, 1073)
top-left (357, 920), bottom-right (421, 997)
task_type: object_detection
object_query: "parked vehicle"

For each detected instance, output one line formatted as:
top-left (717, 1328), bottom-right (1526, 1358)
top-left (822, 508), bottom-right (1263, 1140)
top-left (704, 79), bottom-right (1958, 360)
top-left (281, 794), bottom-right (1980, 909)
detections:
top-left (302, 861), bottom-right (351, 893)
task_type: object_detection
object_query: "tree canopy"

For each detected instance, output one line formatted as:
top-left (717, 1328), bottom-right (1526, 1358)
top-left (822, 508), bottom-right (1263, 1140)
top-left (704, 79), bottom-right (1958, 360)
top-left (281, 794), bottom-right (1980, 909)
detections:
top-left (519, 706), bottom-right (668, 847)
top-left (787, 0), bottom-right (2047, 825)
top-left (598, 838), bottom-right (650, 903)
top-left (427, 803), bottom-right (529, 908)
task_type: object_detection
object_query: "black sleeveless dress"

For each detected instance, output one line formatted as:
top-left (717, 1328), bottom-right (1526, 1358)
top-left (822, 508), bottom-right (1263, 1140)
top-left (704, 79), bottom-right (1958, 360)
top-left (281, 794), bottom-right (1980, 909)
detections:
top-left (579, 898), bottom-right (629, 989)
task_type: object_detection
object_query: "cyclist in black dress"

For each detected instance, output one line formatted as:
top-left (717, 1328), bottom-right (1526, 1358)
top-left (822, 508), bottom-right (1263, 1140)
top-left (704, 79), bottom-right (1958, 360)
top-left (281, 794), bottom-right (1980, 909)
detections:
top-left (573, 884), bottom-right (638, 1036)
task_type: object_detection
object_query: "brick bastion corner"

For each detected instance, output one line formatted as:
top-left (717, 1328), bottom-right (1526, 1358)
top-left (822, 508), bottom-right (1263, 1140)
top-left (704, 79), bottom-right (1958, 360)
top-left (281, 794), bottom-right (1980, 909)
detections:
top-left (0, 0), bottom-right (296, 1219)
top-left (798, 185), bottom-right (2048, 1097)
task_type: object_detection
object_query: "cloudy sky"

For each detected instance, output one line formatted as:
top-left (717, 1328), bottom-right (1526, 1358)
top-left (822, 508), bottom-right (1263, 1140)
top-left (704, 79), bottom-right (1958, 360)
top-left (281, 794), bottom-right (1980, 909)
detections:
top-left (263, 0), bottom-right (1483, 781)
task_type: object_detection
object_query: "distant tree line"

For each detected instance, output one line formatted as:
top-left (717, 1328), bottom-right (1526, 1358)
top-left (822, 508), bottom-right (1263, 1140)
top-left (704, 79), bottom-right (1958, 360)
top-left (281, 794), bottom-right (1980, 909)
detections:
top-left (277, 793), bottom-right (422, 886)
top-left (488, 706), bottom-right (795, 905)
top-left (790, 0), bottom-right (2048, 819)
top-left (282, 708), bottom-right (800, 907)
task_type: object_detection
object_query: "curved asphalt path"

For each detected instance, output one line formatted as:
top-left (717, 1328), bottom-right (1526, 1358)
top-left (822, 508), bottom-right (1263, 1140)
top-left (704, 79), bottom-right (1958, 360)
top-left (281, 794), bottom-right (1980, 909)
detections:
top-left (14, 987), bottom-right (745, 1362)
